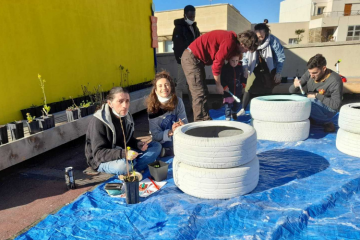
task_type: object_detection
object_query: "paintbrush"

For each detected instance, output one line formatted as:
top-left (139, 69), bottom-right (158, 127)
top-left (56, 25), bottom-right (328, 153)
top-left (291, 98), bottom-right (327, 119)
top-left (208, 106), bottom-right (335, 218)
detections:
top-left (295, 77), bottom-right (305, 95)
top-left (149, 177), bottom-right (160, 190)
top-left (224, 87), bottom-right (241, 103)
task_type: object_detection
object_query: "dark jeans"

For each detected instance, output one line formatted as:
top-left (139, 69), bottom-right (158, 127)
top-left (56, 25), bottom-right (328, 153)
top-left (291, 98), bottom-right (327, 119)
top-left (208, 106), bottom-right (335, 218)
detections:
top-left (310, 98), bottom-right (337, 124)
top-left (224, 101), bottom-right (240, 119)
top-left (181, 49), bottom-right (211, 122)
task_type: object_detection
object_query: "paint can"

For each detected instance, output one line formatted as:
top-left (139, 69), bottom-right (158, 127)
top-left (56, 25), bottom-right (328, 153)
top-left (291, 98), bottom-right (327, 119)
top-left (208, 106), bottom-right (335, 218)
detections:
top-left (65, 167), bottom-right (76, 189)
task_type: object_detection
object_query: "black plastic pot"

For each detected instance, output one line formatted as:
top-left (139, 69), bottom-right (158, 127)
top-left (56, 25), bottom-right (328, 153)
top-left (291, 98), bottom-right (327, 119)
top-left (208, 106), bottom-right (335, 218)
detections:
top-left (60, 100), bottom-right (71, 111)
top-left (27, 121), bottom-right (42, 135)
top-left (37, 115), bottom-right (55, 130)
top-left (87, 105), bottom-right (96, 115)
top-left (20, 107), bottom-right (36, 120)
top-left (0, 125), bottom-right (8, 145)
top-left (148, 160), bottom-right (169, 182)
top-left (7, 121), bottom-right (24, 141)
top-left (66, 109), bottom-right (79, 122)
top-left (35, 106), bottom-right (43, 118)
top-left (79, 107), bottom-right (88, 118)
top-left (124, 176), bottom-right (140, 204)
top-left (52, 102), bottom-right (61, 113)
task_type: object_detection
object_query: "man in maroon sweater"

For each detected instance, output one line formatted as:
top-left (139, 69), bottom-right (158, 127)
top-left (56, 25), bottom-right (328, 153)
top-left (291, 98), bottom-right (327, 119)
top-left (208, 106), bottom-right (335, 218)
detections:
top-left (181, 30), bottom-right (258, 121)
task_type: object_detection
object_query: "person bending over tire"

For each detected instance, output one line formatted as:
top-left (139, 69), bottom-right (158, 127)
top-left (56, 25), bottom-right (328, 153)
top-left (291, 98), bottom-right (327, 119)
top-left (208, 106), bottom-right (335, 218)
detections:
top-left (147, 71), bottom-right (188, 157)
top-left (289, 54), bottom-right (343, 132)
top-left (181, 30), bottom-right (258, 121)
top-left (85, 87), bottom-right (162, 175)
top-left (238, 23), bottom-right (285, 116)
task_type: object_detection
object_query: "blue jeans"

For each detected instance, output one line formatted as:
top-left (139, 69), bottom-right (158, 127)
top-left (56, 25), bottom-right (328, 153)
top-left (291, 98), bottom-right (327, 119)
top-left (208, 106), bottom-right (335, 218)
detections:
top-left (309, 98), bottom-right (337, 124)
top-left (97, 141), bottom-right (162, 175)
top-left (162, 141), bottom-right (173, 149)
top-left (224, 101), bottom-right (240, 119)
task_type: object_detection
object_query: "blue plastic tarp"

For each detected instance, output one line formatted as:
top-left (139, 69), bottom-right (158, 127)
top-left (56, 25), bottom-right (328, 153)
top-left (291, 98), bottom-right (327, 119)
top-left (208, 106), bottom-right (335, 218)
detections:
top-left (16, 107), bottom-right (360, 240)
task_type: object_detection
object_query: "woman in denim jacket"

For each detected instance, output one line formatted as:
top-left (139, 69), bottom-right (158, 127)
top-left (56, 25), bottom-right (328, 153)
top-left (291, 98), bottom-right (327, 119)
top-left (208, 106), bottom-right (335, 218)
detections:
top-left (237, 23), bottom-right (285, 116)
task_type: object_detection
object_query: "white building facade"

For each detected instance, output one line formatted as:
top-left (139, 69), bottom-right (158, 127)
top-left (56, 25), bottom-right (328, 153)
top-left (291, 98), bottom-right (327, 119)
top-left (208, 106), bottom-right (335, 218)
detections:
top-left (274, 0), bottom-right (360, 43)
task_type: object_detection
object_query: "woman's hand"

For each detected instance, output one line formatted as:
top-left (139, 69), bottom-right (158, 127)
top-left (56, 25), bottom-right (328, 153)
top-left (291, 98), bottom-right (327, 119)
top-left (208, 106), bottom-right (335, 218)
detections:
top-left (243, 67), bottom-right (249, 78)
top-left (178, 118), bottom-right (185, 126)
top-left (137, 141), bottom-right (148, 151)
top-left (172, 122), bottom-right (181, 132)
top-left (274, 73), bottom-right (282, 83)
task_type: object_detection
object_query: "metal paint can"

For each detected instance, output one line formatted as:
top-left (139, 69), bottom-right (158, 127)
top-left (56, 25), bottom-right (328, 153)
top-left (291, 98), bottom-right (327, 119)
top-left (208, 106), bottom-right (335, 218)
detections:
top-left (65, 167), bottom-right (76, 189)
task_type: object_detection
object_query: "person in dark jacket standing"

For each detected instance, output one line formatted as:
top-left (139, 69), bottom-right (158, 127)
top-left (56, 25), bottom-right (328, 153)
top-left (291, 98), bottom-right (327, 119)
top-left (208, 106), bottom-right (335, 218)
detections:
top-left (172, 5), bottom-right (200, 102)
top-left (85, 87), bottom-right (162, 175)
top-left (221, 53), bottom-right (245, 121)
top-left (289, 54), bottom-right (343, 132)
top-left (181, 30), bottom-right (258, 121)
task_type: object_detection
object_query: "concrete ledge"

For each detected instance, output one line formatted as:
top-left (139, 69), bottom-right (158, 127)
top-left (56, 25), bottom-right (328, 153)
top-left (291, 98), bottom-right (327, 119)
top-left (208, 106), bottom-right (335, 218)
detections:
top-left (0, 116), bottom-right (92, 171)
top-left (0, 87), bottom-right (151, 171)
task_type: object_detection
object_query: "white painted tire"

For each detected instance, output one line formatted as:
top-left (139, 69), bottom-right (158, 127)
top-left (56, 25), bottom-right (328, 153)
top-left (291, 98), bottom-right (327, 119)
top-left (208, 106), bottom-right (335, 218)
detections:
top-left (252, 119), bottom-right (310, 142)
top-left (336, 128), bottom-right (360, 158)
top-left (338, 103), bottom-right (360, 134)
top-left (173, 121), bottom-right (257, 169)
top-left (173, 156), bottom-right (259, 199)
top-left (250, 95), bottom-right (311, 122)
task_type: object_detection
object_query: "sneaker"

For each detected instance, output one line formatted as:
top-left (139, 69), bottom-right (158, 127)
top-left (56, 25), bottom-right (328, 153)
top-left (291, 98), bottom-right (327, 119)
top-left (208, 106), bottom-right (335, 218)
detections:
top-left (160, 147), bottom-right (174, 157)
top-left (225, 117), bottom-right (230, 121)
top-left (83, 167), bottom-right (100, 176)
top-left (323, 122), bottom-right (336, 133)
top-left (232, 113), bottom-right (238, 121)
top-left (237, 109), bottom-right (245, 116)
top-left (160, 147), bottom-right (166, 157)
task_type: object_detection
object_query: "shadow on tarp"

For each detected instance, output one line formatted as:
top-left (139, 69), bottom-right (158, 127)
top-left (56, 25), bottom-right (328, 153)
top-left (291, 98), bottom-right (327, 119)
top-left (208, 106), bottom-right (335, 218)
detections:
top-left (253, 149), bottom-right (330, 193)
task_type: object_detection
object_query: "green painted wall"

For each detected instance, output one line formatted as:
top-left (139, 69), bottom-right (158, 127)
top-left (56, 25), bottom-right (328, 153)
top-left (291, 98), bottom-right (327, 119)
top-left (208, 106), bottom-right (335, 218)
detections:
top-left (0, 0), bottom-right (154, 124)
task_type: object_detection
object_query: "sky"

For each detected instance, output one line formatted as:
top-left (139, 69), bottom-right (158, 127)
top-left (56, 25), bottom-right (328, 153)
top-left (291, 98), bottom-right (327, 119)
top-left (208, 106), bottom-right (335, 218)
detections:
top-left (153, 0), bottom-right (284, 24)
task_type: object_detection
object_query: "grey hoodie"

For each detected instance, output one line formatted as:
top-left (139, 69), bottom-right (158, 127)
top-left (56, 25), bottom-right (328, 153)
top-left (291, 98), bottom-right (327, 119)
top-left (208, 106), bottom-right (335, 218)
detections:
top-left (85, 104), bottom-right (137, 170)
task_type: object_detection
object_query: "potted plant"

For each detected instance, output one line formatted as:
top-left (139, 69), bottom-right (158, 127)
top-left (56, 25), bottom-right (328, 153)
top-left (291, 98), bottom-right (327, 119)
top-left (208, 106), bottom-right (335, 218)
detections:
top-left (118, 111), bottom-right (139, 204)
top-left (7, 120), bottom-right (24, 141)
top-left (148, 160), bottom-right (169, 181)
top-left (0, 125), bottom-right (8, 145)
top-left (79, 100), bottom-right (91, 118)
top-left (36, 74), bottom-right (55, 129)
top-left (123, 148), bottom-right (140, 204)
top-left (26, 113), bottom-right (42, 135)
top-left (20, 104), bottom-right (37, 120)
top-left (66, 97), bottom-right (80, 123)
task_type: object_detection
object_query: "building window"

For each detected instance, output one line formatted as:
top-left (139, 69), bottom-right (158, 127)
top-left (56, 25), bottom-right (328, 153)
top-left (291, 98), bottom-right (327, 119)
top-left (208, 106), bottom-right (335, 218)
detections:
top-left (317, 7), bottom-right (325, 15)
top-left (288, 38), bottom-right (298, 44)
top-left (165, 41), bottom-right (173, 52)
top-left (346, 25), bottom-right (360, 41)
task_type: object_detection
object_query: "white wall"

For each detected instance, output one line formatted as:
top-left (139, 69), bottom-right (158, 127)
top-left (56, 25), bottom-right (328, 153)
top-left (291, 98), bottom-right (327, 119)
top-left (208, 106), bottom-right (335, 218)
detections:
top-left (336, 15), bottom-right (360, 41)
top-left (331, 0), bottom-right (360, 13)
top-left (279, 0), bottom-right (312, 22)
top-left (269, 22), bottom-right (309, 44)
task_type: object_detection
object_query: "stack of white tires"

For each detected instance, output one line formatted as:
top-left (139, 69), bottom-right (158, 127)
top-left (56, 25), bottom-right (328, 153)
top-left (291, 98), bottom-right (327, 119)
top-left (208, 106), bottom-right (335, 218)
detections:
top-left (250, 95), bottom-right (311, 142)
top-left (336, 103), bottom-right (360, 158)
top-left (173, 121), bottom-right (259, 199)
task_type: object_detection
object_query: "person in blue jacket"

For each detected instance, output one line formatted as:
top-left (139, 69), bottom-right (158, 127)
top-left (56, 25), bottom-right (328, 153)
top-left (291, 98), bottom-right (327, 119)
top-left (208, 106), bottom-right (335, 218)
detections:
top-left (238, 23), bottom-right (285, 116)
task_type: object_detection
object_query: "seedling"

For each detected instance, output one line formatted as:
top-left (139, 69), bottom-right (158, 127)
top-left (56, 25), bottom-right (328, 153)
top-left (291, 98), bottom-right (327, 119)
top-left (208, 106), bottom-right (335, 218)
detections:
top-left (80, 100), bottom-right (91, 108)
top-left (26, 113), bottom-right (35, 123)
top-left (38, 74), bottom-right (51, 116)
